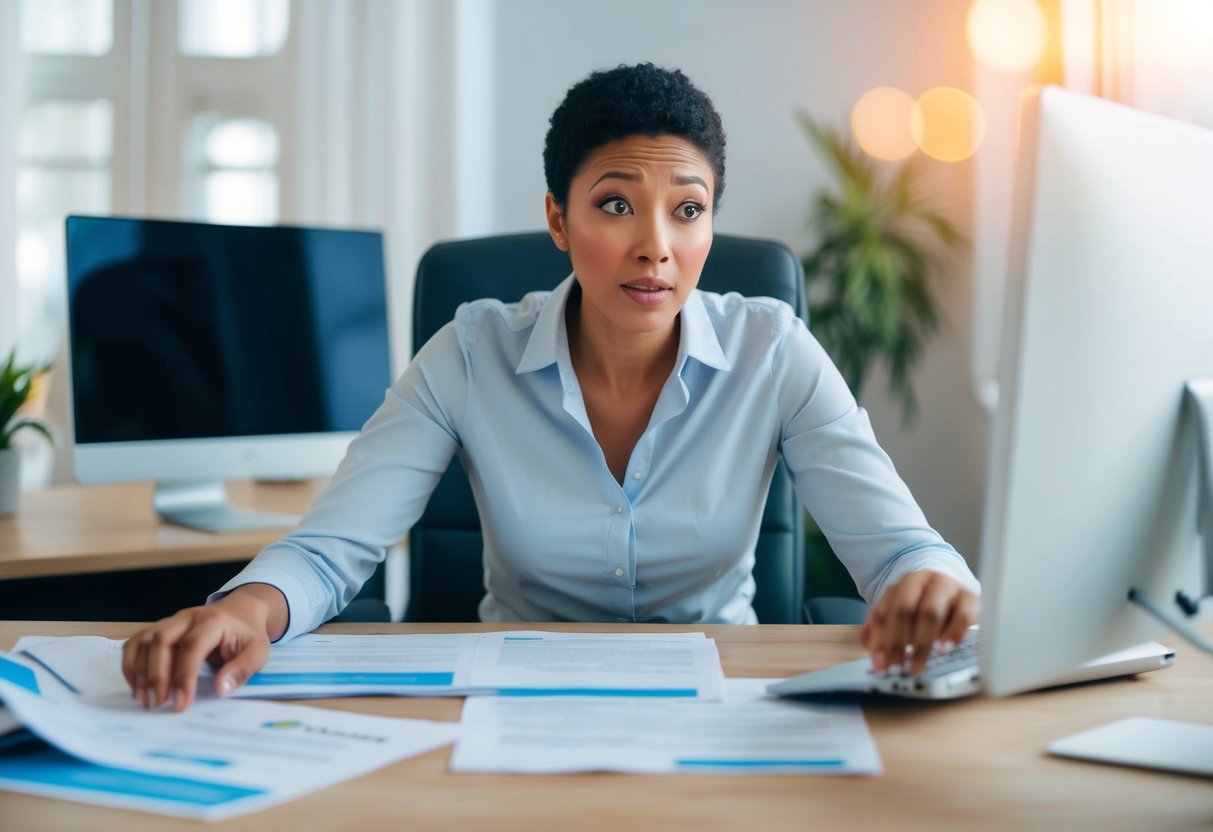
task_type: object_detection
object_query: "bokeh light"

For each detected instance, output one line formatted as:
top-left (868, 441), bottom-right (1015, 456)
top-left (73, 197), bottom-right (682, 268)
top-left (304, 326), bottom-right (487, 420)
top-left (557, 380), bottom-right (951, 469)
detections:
top-left (851, 87), bottom-right (917, 161)
top-left (910, 87), bottom-right (986, 162)
top-left (967, 0), bottom-right (1047, 74)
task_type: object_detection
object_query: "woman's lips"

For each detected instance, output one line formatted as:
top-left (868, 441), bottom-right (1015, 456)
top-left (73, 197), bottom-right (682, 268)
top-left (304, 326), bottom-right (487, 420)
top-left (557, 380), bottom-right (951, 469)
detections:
top-left (621, 282), bottom-right (673, 307)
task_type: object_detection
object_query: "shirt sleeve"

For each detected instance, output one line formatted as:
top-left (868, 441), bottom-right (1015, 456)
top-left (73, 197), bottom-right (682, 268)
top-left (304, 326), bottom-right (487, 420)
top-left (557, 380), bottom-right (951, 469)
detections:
top-left (210, 321), bottom-right (469, 641)
top-left (773, 314), bottom-right (980, 605)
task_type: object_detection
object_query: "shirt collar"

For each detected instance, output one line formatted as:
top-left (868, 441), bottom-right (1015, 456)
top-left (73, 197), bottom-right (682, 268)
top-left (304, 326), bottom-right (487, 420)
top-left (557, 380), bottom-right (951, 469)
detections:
top-left (514, 275), bottom-right (731, 375)
top-left (678, 288), bottom-right (730, 372)
top-left (515, 274), bottom-right (576, 374)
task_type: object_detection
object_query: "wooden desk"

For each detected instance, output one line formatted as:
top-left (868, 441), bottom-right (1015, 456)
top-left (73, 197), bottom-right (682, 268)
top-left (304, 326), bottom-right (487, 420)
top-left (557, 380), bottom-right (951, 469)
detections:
top-left (1, 621), bottom-right (1209, 832)
top-left (0, 480), bottom-right (322, 580)
top-left (0, 481), bottom-right (323, 620)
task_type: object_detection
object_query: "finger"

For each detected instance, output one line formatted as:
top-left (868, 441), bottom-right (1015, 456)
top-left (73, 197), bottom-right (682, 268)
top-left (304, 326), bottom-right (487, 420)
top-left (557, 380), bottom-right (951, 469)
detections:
top-left (213, 634), bottom-right (270, 699)
top-left (873, 574), bottom-right (928, 673)
top-left (865, 580), bottom-right (909, 673)
top-left (908, 578), bottom-right (953, 675)
top-left (121, 632), bottom-right (144, 691)
top-left (144, 616), bottom-right (193, 709)
top-left (939, 591), bottom-right (981, 650)
top-left (121, 631), bottom-right (152, 707)
top-left (862, 602), bottom-right (890, 671)
top-left (168, 617), bottom-right (227, 712)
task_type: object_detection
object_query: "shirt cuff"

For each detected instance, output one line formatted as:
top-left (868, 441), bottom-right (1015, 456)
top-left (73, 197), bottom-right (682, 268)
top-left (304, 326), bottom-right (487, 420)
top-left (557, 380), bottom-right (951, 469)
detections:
top-left (873, 548), bottom-right (982, 604)
top-left (207, 548), bottom-right (327, 643)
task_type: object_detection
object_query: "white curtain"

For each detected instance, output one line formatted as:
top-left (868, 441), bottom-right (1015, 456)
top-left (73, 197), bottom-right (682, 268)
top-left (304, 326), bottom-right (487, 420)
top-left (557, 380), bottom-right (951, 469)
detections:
top-left (290, 0), bottom-right (496, 373)
top-left (0, 4), bottom-right (22, 359)
top-left (1062, 0), bottom-right (1213, 125)
top-left (972, 0), bottom-right (1213, 413)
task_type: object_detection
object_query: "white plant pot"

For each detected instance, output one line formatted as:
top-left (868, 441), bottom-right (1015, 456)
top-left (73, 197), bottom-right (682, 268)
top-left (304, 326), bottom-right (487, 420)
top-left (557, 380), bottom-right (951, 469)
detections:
top-left (0, 447), bottom-right (19, 516)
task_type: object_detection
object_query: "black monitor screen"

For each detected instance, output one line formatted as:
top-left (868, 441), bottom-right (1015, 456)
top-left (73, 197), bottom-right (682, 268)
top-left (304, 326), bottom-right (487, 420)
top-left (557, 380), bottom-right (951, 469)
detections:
top-left (66, 216), bottom-right (392, 444)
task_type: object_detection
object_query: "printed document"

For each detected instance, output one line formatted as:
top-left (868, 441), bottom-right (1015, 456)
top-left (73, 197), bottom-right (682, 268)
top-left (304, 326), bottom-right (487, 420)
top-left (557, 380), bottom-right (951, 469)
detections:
top-left (0, 705), bottom-right (19, 737)
top-left (450, 677), bottom-right (882, 775)
top-left (20, 630), bottom-right (725, 700)
top-left (0, 651), bottom-right (461, 821)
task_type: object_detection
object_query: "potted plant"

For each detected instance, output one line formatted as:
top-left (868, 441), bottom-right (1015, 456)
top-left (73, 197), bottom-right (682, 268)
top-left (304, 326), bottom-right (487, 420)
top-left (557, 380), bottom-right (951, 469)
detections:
top-left (796, 112), bottom-right (965, 602)
top-left (0, 350), bottom-right (55, 516)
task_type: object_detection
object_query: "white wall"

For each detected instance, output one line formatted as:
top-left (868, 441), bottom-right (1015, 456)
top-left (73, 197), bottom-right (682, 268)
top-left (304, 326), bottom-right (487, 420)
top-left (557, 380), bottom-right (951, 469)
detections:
top-left (470, 0), bottom-right (987, 561)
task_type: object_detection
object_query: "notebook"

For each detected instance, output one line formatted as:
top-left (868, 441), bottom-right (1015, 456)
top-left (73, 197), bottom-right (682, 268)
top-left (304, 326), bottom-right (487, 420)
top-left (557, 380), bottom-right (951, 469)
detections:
top-left (766, 631), bottom-right (1176, 700)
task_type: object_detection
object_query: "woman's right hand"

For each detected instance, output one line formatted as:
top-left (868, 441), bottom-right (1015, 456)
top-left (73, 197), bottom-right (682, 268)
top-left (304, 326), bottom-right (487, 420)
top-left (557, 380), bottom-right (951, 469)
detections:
top-left (120, 583), bottom-right (288, 712)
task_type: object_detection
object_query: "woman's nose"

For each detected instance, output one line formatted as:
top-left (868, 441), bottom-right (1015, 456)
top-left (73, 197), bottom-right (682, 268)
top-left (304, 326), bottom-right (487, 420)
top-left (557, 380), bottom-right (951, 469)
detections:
top-left (633, 216), bottom-right (671, 264)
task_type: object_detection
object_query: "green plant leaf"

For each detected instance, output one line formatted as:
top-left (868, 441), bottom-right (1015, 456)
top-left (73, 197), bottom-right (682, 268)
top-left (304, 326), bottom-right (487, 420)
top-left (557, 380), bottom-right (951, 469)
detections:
top-left (796, 109), bottom-right (965, 424)
top-left (0, 349), bottom-right (55, 450)
top-left (2, 418), bottom-right (55, 448)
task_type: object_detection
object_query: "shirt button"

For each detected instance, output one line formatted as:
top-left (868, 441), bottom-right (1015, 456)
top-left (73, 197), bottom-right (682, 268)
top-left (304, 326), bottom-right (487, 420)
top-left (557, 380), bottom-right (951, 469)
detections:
top-left (632, 471), bottom-right (642, 480)
top-left (614, 567), bottom-right (624, 577)
top-left (616, 506), bottom-right (624, 514)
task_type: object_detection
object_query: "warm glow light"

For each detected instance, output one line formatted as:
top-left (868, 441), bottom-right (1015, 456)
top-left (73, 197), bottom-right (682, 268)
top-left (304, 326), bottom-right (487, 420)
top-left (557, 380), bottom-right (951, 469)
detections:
top-left (910, 87), bottom-right (986, 162)
top-left (851, 87), bottom-right (917, 161)
top-left (1133, 0), bottom-right (1213, 77)
top-left (967, 0), bottom-right (1047, 74)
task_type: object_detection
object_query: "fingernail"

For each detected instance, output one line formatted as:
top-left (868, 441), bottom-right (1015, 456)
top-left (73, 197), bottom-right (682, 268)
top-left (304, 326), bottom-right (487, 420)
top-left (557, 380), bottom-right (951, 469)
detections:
top-left (172, 689), bottom-right (184, 710)
top-left (942, 640), bottom-right (956, 653)
top-left (218, 678), bottom-right (232, 697)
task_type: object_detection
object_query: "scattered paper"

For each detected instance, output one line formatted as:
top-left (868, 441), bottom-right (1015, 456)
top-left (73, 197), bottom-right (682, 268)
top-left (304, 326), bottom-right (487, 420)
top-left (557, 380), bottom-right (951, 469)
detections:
top-left (21, 631), bottom-right (726, 700)
top-left (0, 651), bottom-right (461, 821)
top-left (450, 677), bottom-right (882, 775)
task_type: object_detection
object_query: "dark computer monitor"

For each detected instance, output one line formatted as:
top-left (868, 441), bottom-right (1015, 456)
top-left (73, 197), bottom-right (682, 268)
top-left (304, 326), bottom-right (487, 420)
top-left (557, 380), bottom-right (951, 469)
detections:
top-left (980, 87), bottom-right (1213, 696)
top-left (65, 215), bottom-right (392, 532)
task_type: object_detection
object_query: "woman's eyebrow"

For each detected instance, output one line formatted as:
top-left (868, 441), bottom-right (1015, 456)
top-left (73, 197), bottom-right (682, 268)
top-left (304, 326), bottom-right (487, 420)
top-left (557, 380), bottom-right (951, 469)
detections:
top-left (674, 174), bottom-right (708, 189)
top-left (590, 171), bottom-right (641, 189)
top-left (587, 171), bottom-right (708, 191)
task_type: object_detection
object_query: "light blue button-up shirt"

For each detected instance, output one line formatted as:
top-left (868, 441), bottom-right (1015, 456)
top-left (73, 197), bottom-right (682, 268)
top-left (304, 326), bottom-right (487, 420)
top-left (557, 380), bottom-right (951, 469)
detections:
top-left (216, 276), bottom-right (978, 640)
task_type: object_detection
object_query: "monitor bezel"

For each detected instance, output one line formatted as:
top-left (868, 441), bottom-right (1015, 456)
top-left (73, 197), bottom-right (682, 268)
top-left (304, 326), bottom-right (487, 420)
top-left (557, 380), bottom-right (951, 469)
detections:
top-left (979, 86), bottom-right (1213, 696)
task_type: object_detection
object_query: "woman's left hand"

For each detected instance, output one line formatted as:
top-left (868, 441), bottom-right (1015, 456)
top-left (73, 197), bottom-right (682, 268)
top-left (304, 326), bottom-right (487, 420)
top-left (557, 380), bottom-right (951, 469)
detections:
top-left (859, 571), bottom-right (980, 675)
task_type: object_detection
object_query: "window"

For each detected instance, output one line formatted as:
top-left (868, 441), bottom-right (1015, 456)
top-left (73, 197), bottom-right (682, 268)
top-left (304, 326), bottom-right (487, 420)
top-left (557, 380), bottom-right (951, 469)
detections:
top-left (21, 0), bottom-right (113, 56)
top-left (16, 99), bottom-right (113, 361)
top-left (15, 0), bottom-right (294, 363)
top-left (178, 0), bottom-right (289, 57)
top-left (188, 114), bottom-right (280, 225)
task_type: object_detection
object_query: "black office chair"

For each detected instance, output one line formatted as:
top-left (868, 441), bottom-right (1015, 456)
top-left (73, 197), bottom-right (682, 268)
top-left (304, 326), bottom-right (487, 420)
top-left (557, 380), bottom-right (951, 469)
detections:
top-left (403, 231), bottom-right (813, 624)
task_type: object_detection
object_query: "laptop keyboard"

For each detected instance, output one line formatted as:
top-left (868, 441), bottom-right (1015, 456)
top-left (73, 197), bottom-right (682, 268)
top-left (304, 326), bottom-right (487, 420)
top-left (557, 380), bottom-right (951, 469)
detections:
top-left (878, 631), bottom-right (980, 680)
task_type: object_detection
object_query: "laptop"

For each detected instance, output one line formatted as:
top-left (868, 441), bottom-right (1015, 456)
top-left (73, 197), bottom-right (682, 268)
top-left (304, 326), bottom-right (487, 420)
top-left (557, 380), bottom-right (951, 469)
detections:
top-left (766, 630), bottom-right (1176, 700)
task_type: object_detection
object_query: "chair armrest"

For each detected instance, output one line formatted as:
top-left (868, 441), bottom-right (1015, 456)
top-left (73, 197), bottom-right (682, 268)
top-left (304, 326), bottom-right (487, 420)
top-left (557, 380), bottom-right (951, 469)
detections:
top-left (334, 599), bottom-right (392, 623)
top-left (803, 596), bottom-right (870, 625)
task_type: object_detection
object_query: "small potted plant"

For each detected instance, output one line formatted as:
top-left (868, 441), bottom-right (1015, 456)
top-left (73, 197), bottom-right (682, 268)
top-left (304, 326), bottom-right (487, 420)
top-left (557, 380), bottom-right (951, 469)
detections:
top-left (797, 111), bottom-right (965, 602)
top-left (0, 350), bottom-right (55, 516)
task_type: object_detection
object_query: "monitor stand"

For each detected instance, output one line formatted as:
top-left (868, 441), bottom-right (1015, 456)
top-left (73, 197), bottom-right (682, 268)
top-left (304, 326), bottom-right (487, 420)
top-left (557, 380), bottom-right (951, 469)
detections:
top-left (153, 481), bottom-right (301, 533)
top-left (1128, 376), bottom-right (1213, 654)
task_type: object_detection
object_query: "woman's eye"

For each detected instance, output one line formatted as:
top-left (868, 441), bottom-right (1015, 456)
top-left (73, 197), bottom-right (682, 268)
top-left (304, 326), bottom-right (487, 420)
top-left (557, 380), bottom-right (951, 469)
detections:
top-left (599, 198), bottom-right (631, 216)
top-left (677, 202), bottom-right (705, 220)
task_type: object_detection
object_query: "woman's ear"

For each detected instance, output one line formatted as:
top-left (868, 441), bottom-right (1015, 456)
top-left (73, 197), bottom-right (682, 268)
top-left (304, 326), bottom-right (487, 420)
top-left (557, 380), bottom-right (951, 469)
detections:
top-left (545, 192), bottom-right (568, 252)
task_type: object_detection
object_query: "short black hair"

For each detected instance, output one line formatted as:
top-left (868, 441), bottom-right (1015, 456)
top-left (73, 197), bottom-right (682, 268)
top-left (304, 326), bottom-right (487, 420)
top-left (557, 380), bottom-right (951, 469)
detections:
top-left (543, 63), bottom-right (726, 211)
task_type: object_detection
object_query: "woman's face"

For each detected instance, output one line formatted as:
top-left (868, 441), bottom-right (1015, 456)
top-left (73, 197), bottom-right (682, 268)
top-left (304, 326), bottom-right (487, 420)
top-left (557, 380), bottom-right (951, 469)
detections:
top-left (546, 134), bottom-right (714, 344)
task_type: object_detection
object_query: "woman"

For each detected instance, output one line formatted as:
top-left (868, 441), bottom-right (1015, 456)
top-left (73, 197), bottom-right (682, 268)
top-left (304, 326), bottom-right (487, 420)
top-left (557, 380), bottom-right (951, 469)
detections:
top-left (123, 63), bottom-right (979, 711)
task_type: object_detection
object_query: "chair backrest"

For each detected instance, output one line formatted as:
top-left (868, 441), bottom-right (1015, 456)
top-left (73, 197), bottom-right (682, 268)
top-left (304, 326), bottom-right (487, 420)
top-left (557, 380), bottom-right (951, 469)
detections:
top-left (406, 232), bottom-right (805, 623)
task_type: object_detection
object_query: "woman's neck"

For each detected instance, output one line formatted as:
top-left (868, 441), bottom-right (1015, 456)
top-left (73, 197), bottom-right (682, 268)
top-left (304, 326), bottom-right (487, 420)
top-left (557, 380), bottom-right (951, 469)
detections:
top-left (565, 295), bottom-right (680, 395)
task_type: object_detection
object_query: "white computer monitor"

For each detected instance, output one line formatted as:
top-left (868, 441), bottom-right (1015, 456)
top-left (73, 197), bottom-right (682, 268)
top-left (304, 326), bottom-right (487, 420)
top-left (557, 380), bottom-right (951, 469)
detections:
top-left (64, 216), bottom-right (392, 532)
top-left (980, 86), bottom-right (1213, 696)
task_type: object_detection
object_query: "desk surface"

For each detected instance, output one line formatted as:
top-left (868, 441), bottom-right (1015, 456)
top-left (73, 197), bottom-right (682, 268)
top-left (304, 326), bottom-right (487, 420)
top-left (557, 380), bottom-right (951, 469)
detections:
top-left (0, 480), bottom-right (321, 580)
top-left (1, 621), bottom-right (1209, 832)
